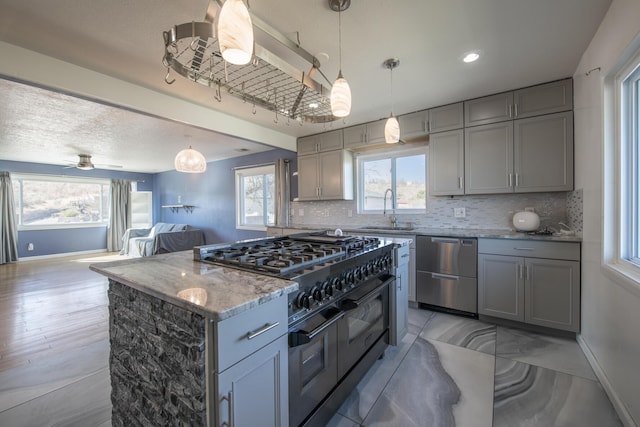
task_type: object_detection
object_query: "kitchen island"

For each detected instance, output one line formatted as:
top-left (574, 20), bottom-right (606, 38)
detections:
top-left (90, 250), bottom-right (298, 427)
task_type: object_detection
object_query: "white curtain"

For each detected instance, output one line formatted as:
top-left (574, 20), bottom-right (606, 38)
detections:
top-left (107, 179), bottom-right (131, 252)
top-left (0, 172), bottom-right (19, 264)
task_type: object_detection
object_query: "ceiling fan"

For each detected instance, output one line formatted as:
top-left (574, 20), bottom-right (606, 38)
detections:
top-left (64, 154), bottom-right (123, 170)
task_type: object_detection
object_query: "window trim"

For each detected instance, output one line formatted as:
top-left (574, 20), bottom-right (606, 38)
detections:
top-left (11, 173), bottom-right (110, 231)
top-left (234, 164), bottom-right (276, 231)
top-left (602, 40), bottom-right (640, 295)
top-left (355, 145), bottom-right (428, 215)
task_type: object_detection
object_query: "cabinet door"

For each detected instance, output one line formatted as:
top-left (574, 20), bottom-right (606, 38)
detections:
top-left (317, 129), bottom-right (343, 152)
top-left (297, 135), bottom-right (320, 155)
top-left (216, 335), bottom-right (288, 427)
top-left (478, 254), bottom-right (525, 321)
top-left (399, 110), bottom-right (428, 140)
top-left (429, 129), bottom-right (464, 195)
top-left (429, 102), bottom-right (464, 133)
top-left (318, 150), bottom-right (353, 200)
top-left (525, 258), bottom-right (580, 332)
top-left (366, 119), bottom-right (388, 145)
top-left (514, 111), bottom-right (574, 192)
top-left (343, 124), bottom-right (367, 149)
top-left (464, 92), bottom-right (513, 126)
top-left (514, 79), bottom-right (573, 119)
top-left (297, 154), bottom-right (319, 200)
top-left (390, 244), bottom-right (410, 345)
top-left (465, 122), bottom-right (513, 194)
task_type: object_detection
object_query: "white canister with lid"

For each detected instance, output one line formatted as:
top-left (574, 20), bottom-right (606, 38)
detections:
top-left (512, 211), bottom-right (540, 231)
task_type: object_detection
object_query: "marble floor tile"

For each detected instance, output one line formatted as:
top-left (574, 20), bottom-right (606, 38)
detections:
top-left (337, 332), bottom-right (416, 423)
top-left (493, 357), bottom-right (621, 427)
top-left (326, 413), bottom-right (361, 427)
top-left (420, 312), bottom-right (497, 355)
top-left (407, 306), bottom-right (436, 335)
top-left (496, 326), bottom-right (596, 380)
top-left (363, 337), bottom-right (494, 427)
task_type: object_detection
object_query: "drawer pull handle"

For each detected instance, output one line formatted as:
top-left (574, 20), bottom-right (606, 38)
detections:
top-left (247, 322), bottom-right (280, 340)
top-left (431, 272), bottom-right (459, 280)
top-left (514, 247), bottom-right (534, 251)
top-left (221, 390), bottom-right (233, 427)
top-left (431, 237), bottom-right (459, 244)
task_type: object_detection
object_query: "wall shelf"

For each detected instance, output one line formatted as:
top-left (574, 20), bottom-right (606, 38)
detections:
top-left (161, 204), bottom-right (195, 213)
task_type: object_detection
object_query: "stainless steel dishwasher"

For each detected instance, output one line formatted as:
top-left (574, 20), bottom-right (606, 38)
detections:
top-left (416, 236), bottom-right (478, 315)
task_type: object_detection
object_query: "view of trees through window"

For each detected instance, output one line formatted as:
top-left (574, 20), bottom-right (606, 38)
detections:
top-left (12, 176), bottom-right (109, 227)
top-left (362, 152), bottom-right (426, 211)
top-left (237, 167), bottom-right (275, 227)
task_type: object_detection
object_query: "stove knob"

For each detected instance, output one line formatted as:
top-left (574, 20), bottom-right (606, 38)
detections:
top-left (311, 286), bottom-right (324, 302)
top-left (321, 280), bottom-right (335, 296)
top-left (333, 276), bottom-right (344, 291)
top-left (346, 271), bottom-right (355, 285)
top-left (295, 292), bottom-right (311, 309)
top-left (355, 267), bottom-right (364, 281)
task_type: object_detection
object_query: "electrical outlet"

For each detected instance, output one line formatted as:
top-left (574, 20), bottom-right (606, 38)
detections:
top-left (27, 243), bottom-right (34, 251)
top-left (454, 207), bottom-right (466, 218)
top-left (298, 208), bottom-right (304, 217)
top-left (525, 207), bottom-right (535, 212)
top-left (347, 209), bottom-right (353, 218)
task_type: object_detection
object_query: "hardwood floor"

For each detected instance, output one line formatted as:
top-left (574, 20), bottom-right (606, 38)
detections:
top-left (0, 253), bottom-right (115, 426)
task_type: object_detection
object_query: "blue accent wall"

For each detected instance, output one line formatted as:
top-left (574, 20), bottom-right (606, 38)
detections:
top-left (154, 148), bottom-right (297, 245)
top-left (0, 159), bottom-right (154, 258)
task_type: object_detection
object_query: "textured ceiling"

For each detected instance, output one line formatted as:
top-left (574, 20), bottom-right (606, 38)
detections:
top-left (0, 0), bottom-right (612, 172)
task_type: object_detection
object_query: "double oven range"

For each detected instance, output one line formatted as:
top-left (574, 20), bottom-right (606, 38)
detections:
top-left (194, 232), bottom-right (395, 427)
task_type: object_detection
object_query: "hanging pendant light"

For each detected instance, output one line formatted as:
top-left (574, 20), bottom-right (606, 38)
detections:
top-left (330, 0), bottom-right (351, 118)
top-left (175, 146), bottom-right (207, 173)
top-left (217, 0), bottom-right (254, 65)
top-left (383, 58), bottom-right (400, 144)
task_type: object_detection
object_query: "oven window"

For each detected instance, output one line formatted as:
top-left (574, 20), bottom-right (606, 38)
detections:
top-left (346, 297), bottom-right (383, 343)
top-left (301, 339), bottom-right (327, 389)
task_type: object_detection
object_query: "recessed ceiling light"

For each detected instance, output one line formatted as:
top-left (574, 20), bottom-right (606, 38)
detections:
top-left (462, 51), bottom-right (480, 63)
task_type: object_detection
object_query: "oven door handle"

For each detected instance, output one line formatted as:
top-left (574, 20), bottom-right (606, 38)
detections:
top-left (289, 310), bottom-right (345, 348)
top-left (341, 277), bottom-right (393, 311)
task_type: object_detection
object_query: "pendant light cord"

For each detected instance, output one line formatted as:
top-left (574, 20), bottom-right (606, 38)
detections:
top-left (338, 1), bottom-right (343, 73)
top-left (390, 65), bottom-right (394, 116)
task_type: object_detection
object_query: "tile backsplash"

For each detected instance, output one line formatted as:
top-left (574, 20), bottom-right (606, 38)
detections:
top-left (290, 190), bottom-right (583, 234)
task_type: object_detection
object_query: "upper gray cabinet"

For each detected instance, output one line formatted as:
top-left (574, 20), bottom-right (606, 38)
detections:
top-left (428, 102), bottom-right (464, 133)
top-left (297, 129), bottom-right (343, 155)
top-left (464, 79), bottom-right (573, 127)
top-left (343, 119), bottom-right (387, 149)
top-left (429, 129), bottom-right (465, 196)
top-left (398, 110), bottom-right (428, 140)
top-left (465, 92), bottom-right (513, 127)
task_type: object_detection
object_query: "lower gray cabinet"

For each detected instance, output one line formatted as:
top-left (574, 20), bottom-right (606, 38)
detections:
top-left (478, 239), bottom-right (580, 332)
top-left (216, 335), bottom-right (288, 427)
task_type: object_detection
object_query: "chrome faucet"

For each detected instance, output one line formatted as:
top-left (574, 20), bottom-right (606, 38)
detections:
top-left (383, 188), bottom-right (397, 228)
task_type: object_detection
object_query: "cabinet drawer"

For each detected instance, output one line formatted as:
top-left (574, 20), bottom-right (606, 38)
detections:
top-left (215, 295), bottom-right (287, 372)
top-left (478, 238), bottom-right (580, 261)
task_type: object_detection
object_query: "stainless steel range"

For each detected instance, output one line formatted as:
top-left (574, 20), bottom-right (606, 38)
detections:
top-left (194, 232), bottom-right (395, 427)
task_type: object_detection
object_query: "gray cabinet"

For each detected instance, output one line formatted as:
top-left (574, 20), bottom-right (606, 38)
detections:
top-left (428, 102), bottom-right (464, 133)
top-left (297, 150), bottom-right (354, 201)
top-left (478, 239), bottom-right (580, 332)
top-left (213, 294), bottom-right (289, 427)
top-left (343, 119), bottom-right (387, 149)
top-left (391, 242), bottom-right (410, 345)
top-left (399, 110), bottom-right (428, 140)
top-left (465, 111), bottom-right (573, 194)
top-left (429, 129), bottom-right (465, 195)
top-left (465, 79), bottom-right (572, 127)
top-left (465, 122), bottom-right (513, 194)
top-left (297, 129), bottom-right (343, 155)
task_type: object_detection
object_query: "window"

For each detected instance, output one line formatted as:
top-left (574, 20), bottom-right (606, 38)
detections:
top-left (621, 57), bottom-right (640, 266)
top-left (12, 174), bottom-right (110, 229)
top-left (235, 165), bottom-right (275, 230)
top-left (357, 147), bottom-right (427, 214)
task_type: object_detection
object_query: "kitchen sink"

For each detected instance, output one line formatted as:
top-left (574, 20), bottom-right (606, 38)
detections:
top-left (358, 226), bottom-right (415, 231)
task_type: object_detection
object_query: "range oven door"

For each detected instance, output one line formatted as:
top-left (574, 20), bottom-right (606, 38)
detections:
top-left (288, 306), bottom-right (343, 427)
top-left (337, 274), bottom-right (392, 379)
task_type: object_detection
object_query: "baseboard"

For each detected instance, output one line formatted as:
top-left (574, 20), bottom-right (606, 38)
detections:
top-left (18, 249), bottom-right (108, 262)
top-left (577, 334), bottom-right (637, 427)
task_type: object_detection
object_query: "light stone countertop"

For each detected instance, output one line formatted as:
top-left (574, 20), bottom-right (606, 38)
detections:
top-left (272, 225), bottom-right (582, 243)
top-left (90, 250), bottom-right (298, 321)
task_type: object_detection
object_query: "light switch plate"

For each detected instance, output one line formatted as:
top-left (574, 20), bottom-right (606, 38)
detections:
top-left (454, 207), bottom-right (466, 218)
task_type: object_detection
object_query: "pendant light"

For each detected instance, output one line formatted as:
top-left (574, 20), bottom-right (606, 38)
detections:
top-left (383, 58), bottom-right (400, 144)
top-left (217, 0), bottom-right (254, 65)
top-left (175, 146), bottom-right (207, 173)
top-left (330, 0), bottom-right (351, 118)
